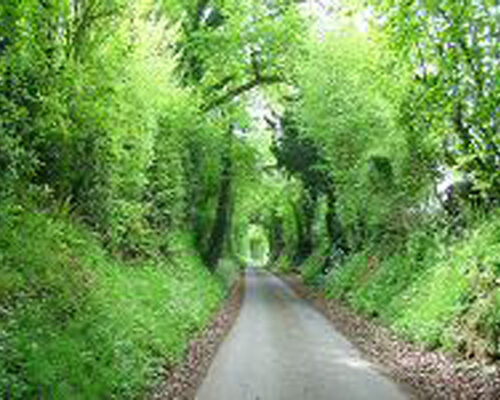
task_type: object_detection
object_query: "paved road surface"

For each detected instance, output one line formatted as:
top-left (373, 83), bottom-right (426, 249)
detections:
top-left (196, 268), bottom-right (411, 400)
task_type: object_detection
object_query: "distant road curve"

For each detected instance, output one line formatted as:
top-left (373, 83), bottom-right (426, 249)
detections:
top-left (196, 268), bottom-right (411, 400)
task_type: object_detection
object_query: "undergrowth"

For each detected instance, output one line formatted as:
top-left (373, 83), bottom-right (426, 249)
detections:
top-left (0, 201), bottom-right (229, 399)
top-left (322, 213), bottom-right (500, 360)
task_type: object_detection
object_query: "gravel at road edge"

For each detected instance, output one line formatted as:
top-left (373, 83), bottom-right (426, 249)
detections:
top-left (152, 277), bottom-right (244, 400)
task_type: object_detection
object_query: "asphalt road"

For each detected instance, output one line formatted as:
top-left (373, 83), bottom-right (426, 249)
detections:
top-left (196, 268), bottom-right (411, 400)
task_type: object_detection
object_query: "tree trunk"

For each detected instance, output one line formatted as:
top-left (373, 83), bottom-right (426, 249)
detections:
top-left (269, 211), bottom-right (284, 262)
top-left (205, 132), bottom-right (233, 270)
top-left (325, 185), bottom-right (347, 253)
top-left (294, 191), bottom-right (316, 264)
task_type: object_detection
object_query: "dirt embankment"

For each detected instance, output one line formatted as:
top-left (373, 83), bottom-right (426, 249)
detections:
top-left (152, 277), bottom-right (244, 400)
top-left (283, 274), bottom-right (500, 400)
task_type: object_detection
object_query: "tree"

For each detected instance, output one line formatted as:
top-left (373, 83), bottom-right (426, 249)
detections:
top-left (373, 0), bottom-right (500, 202)
top-left (161, 0), bottom-right (305, 267)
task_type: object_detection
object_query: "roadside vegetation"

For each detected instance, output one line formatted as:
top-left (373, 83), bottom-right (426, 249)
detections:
top-left (267, 1), bottom-right (499, 363)
top-left (0, 0), bottom-right (298, 397)
top-left (0, 208), bottom-right (225, 398)
top-left (0, 0), bottom-right (498, 398)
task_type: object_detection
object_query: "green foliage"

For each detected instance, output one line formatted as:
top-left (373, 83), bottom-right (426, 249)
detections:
top-left (1, 0), bottom-right (499, 395)
top-left (301, 247), bottom-right (327, 287)
top-left (325, 214), bottom-right (500, 358)
top-left (268, 6), bottom-right (500, 361)
top-left (0, 0), bottom-right (248, 397)
top-left (0, 203), bottom-right (224, 399)
top-left (175, 0), bottom-right (304, 96)
top-left (325, 253), bottom-right (370, 300)
top-left (0, 0), bottom-right (235, 258)
top-left (295, 28), bottom-right (423, 249)
top-left (373, 0), bottom-right (500, 199)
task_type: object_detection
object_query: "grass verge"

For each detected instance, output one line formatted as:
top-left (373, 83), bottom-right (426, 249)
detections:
top-left (0, 202), bottom-right (231, 399)
top-left (318, 214), bottom-right (500, 360)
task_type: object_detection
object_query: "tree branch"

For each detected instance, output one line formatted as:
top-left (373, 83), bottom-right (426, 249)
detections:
top-left (206, 75), bottom-right (236, 92)
top-left (437, 7), bottom-right (485, 96)
top-left (264, 115), bottom-right (277, 130)
top-left (251, 48), bottom-right (261, 80)
top-left (202, 75), bottom-right (283, 111)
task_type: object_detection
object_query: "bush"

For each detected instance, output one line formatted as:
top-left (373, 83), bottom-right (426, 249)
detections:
top-left (0, 204), bottom-right (224, 399)
top-left (325, 213), bottom-right (500, 358)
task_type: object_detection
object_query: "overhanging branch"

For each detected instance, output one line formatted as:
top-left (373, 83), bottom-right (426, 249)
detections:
top-left (206, 75), bottom-right (236, 92)
top-left (202, 75), bottom-right (283, 111)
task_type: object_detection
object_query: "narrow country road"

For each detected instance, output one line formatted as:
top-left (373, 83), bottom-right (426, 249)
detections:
top-left (196, 268), bottom-right (411, 400)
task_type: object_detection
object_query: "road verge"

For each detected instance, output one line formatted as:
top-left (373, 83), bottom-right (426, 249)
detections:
top-left (152, 276), bottom-right (245, 400)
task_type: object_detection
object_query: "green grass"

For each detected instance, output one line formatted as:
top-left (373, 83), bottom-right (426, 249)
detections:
top-left (301, 246), bottom-right (328, 287)
top-left (323, 213), bottom-right (500, 358)
top-left (267, 252), bottom-right (294, 274)
top-left (0, 202), bottom-right (228, 399)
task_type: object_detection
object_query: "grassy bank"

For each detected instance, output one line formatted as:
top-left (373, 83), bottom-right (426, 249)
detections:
top-left (299, 214), bottom-right (500, 361)
top-left (0, 202), bottom-right (233, 399)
